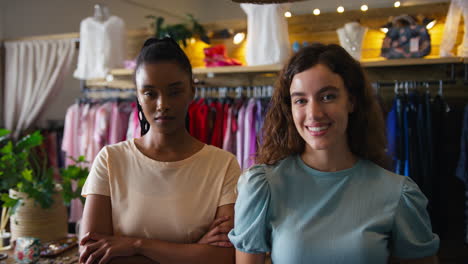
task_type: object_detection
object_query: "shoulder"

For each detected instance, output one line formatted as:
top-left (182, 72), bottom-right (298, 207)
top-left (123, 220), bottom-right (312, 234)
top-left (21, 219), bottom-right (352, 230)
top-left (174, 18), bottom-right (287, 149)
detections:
top-left (359, 160), bottom-right (407, 187)
top-left (202, 145), bottom-right (238, 162)
top-left (101, 140), bottom-right (134, 159)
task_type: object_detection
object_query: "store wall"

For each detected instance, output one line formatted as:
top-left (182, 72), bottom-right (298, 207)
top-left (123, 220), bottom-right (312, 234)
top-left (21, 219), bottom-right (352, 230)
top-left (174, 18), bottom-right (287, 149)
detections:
top-left (199, 0), bottom-right (449, 22)
top-left (1, 0), bottom-right (453, 128)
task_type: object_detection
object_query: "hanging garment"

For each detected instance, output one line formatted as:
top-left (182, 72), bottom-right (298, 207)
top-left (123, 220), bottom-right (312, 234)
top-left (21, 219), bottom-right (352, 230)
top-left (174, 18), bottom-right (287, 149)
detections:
top-left (241, 3), bottom-right (291, 66)
top-left (62, 104), bottom-right (81, 166)
top-left (386, 100), bottom-right (399, 170)
top-left (243, 98), bottom-right (257, 169)
top-left (236, 104), bottom-right (247, 169)
top-left (440, 0), bottom-right (468, 57)
top-left (210, 101), bottom-right (224, 148)
top-left (456, 105), bottom-right (468, 243)
top-left (73, 16), bottom-right (126, 79)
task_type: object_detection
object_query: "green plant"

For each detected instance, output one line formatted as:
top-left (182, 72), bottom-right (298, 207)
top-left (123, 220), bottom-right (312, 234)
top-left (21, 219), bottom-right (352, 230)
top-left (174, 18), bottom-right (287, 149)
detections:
top-left (0, 129), bottom-right (89, 216)
top-left (60, 156), bottom-right (89, 206)
top-left (146, 14), bottom-right (210, 47)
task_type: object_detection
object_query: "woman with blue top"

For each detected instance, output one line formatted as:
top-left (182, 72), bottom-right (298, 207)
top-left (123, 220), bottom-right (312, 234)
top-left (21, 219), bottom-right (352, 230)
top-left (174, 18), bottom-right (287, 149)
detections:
top-left (228, 43), bottom-right (439, 264)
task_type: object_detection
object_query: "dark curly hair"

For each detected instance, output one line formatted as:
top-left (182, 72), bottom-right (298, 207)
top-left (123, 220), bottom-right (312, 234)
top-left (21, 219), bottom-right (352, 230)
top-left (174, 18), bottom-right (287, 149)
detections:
top-left (257, 43), bottom-right (389, 169)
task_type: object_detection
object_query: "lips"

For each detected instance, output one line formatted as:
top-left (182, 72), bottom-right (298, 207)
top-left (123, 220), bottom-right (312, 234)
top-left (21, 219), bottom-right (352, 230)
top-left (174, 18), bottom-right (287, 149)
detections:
top-left (305, 123), bottom-right (330, 136)
top-left (154, 116), bottom-right (175, 121)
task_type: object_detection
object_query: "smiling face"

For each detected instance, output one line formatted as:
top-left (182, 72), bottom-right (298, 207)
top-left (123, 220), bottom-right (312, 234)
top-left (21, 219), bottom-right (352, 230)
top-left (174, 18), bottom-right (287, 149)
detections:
top-left (135, 62), bottom-right (194, 135)
top-left (290, 64), bottom-right (354, 153)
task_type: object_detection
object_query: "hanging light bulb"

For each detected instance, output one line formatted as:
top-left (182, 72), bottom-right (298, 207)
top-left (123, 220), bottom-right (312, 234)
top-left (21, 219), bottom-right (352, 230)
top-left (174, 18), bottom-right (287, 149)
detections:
top-left (380, 28), bottom-right (389, 33)
top-left (394, 1), bottom-right (401, 7)
top-left (360, 4), bottom-right (368, 11)
top-left (284, 11), bottom-right (292, 18)
top-left (233, 32), bottom-right (245, 45)
top-left (337, 6), bottom-right (344, 13)
top-left (313, 8), bottom-right (320, 15)
top-left (424, 18), bottom-right (437, 30)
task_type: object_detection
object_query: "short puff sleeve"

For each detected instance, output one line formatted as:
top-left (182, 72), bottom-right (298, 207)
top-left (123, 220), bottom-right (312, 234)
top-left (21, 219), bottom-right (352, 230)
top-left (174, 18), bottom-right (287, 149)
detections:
top-left (391, 177), bottom-right (440, 259)
top-left (81, 147), bottom-right (110, 197)
top-left (228, 165), bottom-right (271, 253)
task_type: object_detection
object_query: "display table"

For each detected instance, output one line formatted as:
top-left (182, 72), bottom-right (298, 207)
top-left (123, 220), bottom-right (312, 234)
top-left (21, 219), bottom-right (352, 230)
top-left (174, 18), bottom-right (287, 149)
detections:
top-left (1, 246), bottom-right (78, 264)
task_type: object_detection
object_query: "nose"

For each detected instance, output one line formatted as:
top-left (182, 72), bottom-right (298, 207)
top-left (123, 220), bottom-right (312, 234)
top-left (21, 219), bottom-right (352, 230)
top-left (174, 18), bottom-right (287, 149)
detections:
top-left (156, 95), bottom-right (169, 112)
top-left (307, 101), bottom-right (325, 121)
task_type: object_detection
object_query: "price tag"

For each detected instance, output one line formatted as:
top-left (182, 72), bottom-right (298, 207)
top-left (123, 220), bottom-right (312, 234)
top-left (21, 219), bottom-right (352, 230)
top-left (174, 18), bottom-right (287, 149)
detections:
top-left (410, 37), bottom-right (420, 52)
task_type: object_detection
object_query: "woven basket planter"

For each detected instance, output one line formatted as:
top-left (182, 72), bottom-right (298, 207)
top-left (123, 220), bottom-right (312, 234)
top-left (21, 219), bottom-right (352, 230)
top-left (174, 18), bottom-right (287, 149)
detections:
top-left (9, 189), bottom-right (68, 243)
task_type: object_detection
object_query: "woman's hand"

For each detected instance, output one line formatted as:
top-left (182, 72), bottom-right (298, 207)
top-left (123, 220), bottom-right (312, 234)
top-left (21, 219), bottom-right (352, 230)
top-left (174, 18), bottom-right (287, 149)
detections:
top-left (197, 216), bottom-right (233, 247)
top-left (79, 232), bottom-right (139, 264)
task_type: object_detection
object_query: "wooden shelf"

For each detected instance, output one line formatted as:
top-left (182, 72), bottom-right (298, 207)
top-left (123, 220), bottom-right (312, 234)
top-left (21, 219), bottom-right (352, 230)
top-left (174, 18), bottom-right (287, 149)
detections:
top-left (108, 57), bottom-right (467, 77)
top-left (109, 64), bottom-right (283, 76)
top-left (361, 56), bottom-right (465, 67)
top-left (193, 64), bottom-right (283, 74)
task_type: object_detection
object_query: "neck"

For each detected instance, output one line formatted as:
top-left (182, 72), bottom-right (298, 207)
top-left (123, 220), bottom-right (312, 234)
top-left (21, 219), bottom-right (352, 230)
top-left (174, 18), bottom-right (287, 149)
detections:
top-left (143, 128), bottom-right (195, 152)
top-left (300, 143), bottom-right (357, 172)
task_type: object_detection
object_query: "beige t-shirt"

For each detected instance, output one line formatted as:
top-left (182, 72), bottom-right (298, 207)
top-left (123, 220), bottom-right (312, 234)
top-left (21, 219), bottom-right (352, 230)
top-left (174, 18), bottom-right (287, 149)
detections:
top-left (82, 139), bottom-right (241, 243)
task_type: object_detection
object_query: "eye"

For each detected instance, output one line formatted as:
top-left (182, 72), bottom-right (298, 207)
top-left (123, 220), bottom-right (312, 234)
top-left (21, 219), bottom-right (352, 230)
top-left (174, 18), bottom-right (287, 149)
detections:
top-left (321, 93), bottom-right (337, 102)
top-left (169, 90), bottom-right (182, 96)
top-left (293, 98), bottom-right (307, 105)
top-left (143, 91), bottom-right (156, 98)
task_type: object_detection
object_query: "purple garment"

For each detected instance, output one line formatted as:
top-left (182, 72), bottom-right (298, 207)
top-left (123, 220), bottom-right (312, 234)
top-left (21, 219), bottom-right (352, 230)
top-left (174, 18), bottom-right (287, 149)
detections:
top-left (243, 99), bottom-right (257, 169)
top-left (223, 106), bottom-right (236, 154)
top-left (236, 104), bottom-right (246, 169)
top-left (255, 99), bottom-right (264, 145)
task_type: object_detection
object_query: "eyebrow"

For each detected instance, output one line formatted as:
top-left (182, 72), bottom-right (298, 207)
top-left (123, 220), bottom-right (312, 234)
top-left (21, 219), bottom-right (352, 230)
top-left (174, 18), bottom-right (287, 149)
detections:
top-left (290, 85), bottom-right (339, 97)
top-left (141, 81), bottom-right (184, 90)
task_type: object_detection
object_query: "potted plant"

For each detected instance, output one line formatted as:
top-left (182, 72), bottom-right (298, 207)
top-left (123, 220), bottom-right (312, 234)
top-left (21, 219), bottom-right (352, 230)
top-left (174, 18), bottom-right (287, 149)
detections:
top-left (146, 14), bottom-right (210, 47)
top-left (0, 129), bottom-right (89, 243)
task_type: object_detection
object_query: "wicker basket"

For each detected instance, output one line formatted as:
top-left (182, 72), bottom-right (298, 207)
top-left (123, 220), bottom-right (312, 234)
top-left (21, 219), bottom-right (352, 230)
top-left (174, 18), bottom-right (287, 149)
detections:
top-left (9, 189), bottom-right (68, 243)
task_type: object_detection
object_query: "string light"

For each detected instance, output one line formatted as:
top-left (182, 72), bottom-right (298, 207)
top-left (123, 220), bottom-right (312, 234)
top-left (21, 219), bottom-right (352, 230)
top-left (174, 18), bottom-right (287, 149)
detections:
top-left (360, 4), bottom-right (368, 11)
top-left (337, 6), bottom-right (344, 13)
top-left (426, 20), bottom-right (436, 30)
top-left (284, 11), bottom-right (292, 18)
top-left (233, 32), bottom-right (245, 45)
top-left (394, 1), bottom-right (401, 7)
top-left (313, 8), bottom-right (320, 15)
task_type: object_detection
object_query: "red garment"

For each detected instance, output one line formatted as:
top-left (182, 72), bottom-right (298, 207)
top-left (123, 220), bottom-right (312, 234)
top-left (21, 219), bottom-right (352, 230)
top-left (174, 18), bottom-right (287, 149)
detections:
top-left (210, 101), bottom-right (224, 148)
top-left (196, 100), bottom-right (210, 143)
top-left (188, 100), bottom-right (200, 138)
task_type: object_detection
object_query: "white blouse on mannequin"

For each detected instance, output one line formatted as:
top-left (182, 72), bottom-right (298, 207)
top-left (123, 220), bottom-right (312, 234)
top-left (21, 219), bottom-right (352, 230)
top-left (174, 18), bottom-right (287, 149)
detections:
top-left (73, 10), bottom-right (126, 80)
top-left (336, 22), bottom-right (368, 60)
top-left (440, 0), bottom-right (468, 57)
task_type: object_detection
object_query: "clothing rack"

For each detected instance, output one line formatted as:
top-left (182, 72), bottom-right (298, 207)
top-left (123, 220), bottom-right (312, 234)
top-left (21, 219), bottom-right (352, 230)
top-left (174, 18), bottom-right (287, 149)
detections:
top-left (195, 85), bottom-right (273, 99)
top-left (79, 87), bottom-right (136, 102)
top-left (371, 79), bottom-right (463, 96)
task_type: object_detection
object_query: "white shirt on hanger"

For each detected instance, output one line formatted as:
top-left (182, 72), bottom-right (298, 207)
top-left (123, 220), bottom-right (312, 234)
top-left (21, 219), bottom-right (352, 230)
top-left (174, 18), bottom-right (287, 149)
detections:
top-left (241, 3), bottom-right (291, 66)
top-left (74, 16), bottom-right (126, 80)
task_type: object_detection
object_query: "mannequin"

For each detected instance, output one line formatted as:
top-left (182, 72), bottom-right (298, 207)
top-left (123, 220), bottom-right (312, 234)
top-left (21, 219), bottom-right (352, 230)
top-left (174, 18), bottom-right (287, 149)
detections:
top-left (73, 4), bottom-right (126, 80)
top-left (440, 0), bottom-right (468, 57)
top-left (336, 21), bottom-right (368, 60)
top-left (93, 4), bottom-right (110, 22)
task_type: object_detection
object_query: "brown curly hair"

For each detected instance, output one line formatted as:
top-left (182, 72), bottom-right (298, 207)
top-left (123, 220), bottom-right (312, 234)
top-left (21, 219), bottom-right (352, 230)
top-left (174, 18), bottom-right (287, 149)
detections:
top-left (256, 43), bottom-right (389, 169)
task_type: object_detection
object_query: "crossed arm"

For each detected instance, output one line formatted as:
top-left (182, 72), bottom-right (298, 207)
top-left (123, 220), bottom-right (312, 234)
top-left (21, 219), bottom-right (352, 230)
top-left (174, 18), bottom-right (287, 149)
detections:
top-left (79, 194), bottom-right (235, 264)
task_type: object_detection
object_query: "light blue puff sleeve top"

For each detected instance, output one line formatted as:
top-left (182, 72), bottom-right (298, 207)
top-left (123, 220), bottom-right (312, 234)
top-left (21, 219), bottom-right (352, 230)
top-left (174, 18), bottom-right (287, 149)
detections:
top-left (228, 156), bottom-right (439, 264)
